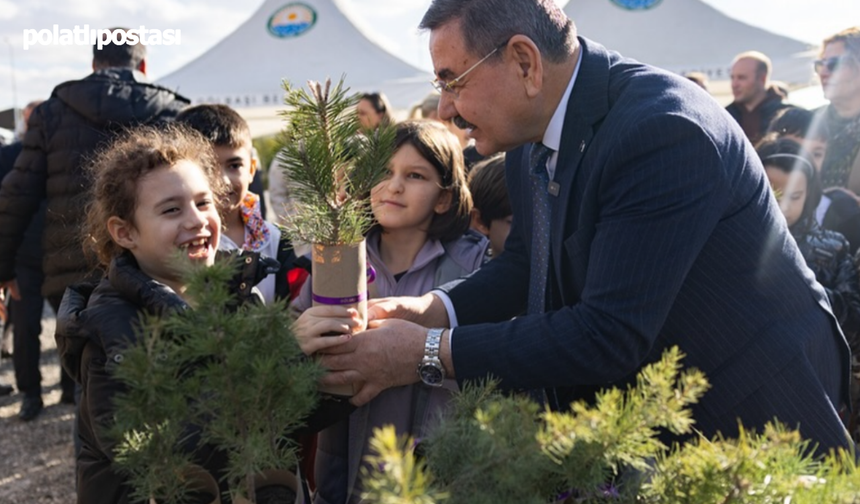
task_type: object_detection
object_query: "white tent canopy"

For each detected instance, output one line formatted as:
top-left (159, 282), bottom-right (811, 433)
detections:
top-left (157, 0), bottom-right (432, 115)
top-left (564, 0), bottom-right (818, 86)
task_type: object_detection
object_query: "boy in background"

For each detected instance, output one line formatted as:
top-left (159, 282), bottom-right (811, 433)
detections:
top-left (176, 104), bottom-right (297, 303)
top-left (468, 154), bottom-right (511, 258)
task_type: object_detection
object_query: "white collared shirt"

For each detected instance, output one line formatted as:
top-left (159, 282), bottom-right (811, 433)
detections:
top-left (542, 46), bottom-right (582, 179)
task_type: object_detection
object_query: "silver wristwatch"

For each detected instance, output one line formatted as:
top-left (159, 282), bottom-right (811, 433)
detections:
top-left (418, 328), bottom-right (445, 387)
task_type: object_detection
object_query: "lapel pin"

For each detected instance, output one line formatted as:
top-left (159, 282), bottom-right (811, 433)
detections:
top-left (579, 140), bottom-right (586, 152)
top-left (547, 181), bottom-right (560, 197)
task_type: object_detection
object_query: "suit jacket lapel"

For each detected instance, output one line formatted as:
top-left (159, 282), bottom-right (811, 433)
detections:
top-left (550, 37), bottom-right (612, 285)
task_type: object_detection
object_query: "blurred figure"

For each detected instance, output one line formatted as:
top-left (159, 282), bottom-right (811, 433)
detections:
top-left (758, 137), bottom-right (860, 440)
top-left (468, 154), bottom-right (511, 257)
top-left (0, 99), bottom-right (46, 415)
top-left (0, 27), bottom-right (189, 421)
top-left (766, 107), bottom-right (828, 170)
top-left (727, 51), bottom-right (792, 143)
top-left (414, 92), bottom-right (485, 171)
top-left (814, 27), bottom-right (860, 194)
top-left (356, 92), bottom-right (395, 132)
top-left (683, 71), bottom-right (709, 92)
top-left (765, 108), bottom-right (860, 254)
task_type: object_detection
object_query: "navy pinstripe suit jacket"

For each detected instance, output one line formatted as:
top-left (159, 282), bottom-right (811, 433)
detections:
top-left (444, 37), bottom-right (852, 452)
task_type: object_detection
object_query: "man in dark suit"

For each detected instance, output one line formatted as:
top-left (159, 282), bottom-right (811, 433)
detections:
top-left (312, 0), bottom-right (852, 453)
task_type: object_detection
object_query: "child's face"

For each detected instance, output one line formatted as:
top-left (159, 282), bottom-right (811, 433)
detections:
top-left (214, 143), bottom-right (256, 213)
top-left (371, 143), bottom-right (452, 233)
top-left (765, 165), bottom-right (807, 227)
top-left (783, 133), bottom-right (827, 172)
top-left (108, 161), bottom-right (221, 292)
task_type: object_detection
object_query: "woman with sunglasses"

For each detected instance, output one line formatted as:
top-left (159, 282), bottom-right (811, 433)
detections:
top-left (814, 27), bottom-right (860, 194)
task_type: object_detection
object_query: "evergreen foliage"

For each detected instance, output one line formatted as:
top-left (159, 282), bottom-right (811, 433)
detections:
top-left (277, 77), bottom-right (396, 246)
top-left (111, 255), bottom-right (324, 503)
top-left (363, 347), bottom-right (860, 503)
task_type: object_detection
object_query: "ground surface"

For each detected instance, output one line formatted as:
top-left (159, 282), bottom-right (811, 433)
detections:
top-left (0, 310), bottom-right (78, 503)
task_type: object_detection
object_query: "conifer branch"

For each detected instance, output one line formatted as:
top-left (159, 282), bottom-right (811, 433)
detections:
top-left (277, 76), bottom-right (395, 245)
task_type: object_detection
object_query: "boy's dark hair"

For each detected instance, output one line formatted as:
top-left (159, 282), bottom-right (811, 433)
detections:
top-left (92, 27), bottom-right (147, 70)
top-left (757, 137), bottom-right (821, 223)
top-left (83, 124), bottom-right (228, 268)
top-left (175, 104), bottom-right (252, 148)
top-left (767, 107), bottom-right (830, 141)
top-left (468, 154), bottom-right (510, 227)
top-left (372, 120), bottom-right (472, 243)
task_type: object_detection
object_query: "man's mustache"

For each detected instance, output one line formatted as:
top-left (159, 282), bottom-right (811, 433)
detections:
top-left (452, 116), bottom-right (475, 130)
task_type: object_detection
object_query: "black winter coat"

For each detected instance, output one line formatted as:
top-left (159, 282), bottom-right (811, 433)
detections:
top-left (0, 69), bottom-right (188, 298)
top-left (55, 251), bottom-right (270, 504)
top-left (792, 217), bottom-right (860, 352)
top-left (0, 141), bottom-right (44, 270)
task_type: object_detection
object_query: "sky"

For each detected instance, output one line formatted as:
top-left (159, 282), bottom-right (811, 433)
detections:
top-left (0, 0), bottom-right (857, 112)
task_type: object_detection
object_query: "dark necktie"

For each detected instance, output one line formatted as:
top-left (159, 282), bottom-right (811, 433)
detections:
top-left (528, 143), bottom-right (555, 316)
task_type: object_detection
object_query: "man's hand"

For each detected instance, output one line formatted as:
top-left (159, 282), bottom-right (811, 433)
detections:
top-left (367, 292), bottom-right (449, 327)
top-left (0, 279), bottom-right (20, 301)
top-left (318, 318), bottom-right (428, 406)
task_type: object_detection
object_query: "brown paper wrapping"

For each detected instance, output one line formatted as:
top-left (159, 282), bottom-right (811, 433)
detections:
top-left (312, 240), bottom-right (367, 397)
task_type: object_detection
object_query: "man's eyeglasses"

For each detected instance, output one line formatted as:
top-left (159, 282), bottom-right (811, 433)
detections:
top-left (813, 55), bottom-right (854, 74)
top-left (431, 40), bottom-right (509, 97)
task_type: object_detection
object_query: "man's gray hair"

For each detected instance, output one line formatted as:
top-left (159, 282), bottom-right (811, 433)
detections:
top-left (419, 0), bottom-right (575, 64)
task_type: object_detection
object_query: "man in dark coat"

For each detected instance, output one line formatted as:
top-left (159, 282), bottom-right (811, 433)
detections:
top-left (311, 0), bottom-right (852, 457)
top-left (0, 99), bottom-right (47, 419)
top-left (0, 28), bottom-right (189, 420)
top-left (725, 51), bottom-right (792, 144)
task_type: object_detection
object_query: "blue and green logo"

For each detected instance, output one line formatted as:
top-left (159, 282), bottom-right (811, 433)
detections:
top-left (609, 0), bottom-right (663, 10)
top-left (268, 3), bottom-right (317, 38)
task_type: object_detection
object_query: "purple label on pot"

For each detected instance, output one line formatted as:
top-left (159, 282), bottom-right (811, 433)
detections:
top-left (312, 291), bottom-right (368, 305)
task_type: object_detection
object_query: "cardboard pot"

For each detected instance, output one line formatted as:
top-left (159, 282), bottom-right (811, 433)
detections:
top-left (311, 239), bottom-right (367, 397)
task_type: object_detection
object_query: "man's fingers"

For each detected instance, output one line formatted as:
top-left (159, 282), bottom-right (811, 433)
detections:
top-left (350, 380), bottom-right (382, 406)
top-left (317, 335), bottom-right (361, 356)
top-left (319, 369), bottom-right (362, 388)
top-left (366, 297), bottom-right (400, 321)
top-left (304, 333), bottom-right (351, 354)
top-left (1, 280), bottom-right (21, 301)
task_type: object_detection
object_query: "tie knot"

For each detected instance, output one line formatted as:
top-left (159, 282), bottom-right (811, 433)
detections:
top-left (530, 143), bottom-right (553, 176)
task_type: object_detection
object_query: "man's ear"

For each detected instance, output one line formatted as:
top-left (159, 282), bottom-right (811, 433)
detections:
top-left (469, 208), bottom-right (490, 236)
top-left (249, 154), bottom-right (258, 177)
top-left (508, 35), bottom-right (543, 98)
top-left (107, 216), bottom-right (137, 250)
top-left (137, 58), bottom-right (147, 76)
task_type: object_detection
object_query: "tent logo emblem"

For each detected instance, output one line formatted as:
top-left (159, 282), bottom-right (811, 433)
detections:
top-left (268, 3), bottom-right (317, 38)
top-left (609, 0), bottom-right (663, 10)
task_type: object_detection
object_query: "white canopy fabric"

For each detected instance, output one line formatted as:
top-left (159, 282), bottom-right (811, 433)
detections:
top-left (564, 0), bottom-right (818, 86)
top-left (157, 0), bottom-right (433, 113)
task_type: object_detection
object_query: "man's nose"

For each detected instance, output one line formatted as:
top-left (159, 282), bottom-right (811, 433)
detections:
top-left (437, 91), bottom-right (457, 121)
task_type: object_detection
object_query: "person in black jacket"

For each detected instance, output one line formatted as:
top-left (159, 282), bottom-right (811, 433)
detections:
top-left (758, 138), bottom-right (860, 348)
top-left (55, 124), bottom-right (258, 504)
top-left (0, 99), bottom-right (49, 419)
top-left (726, 51), bottom-right (793, 144)
top-left (0, 28), bottom-right (189, 419)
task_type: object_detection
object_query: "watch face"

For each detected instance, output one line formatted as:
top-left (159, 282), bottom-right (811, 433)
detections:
top-left (420, 364), bottom-right (444, 385)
